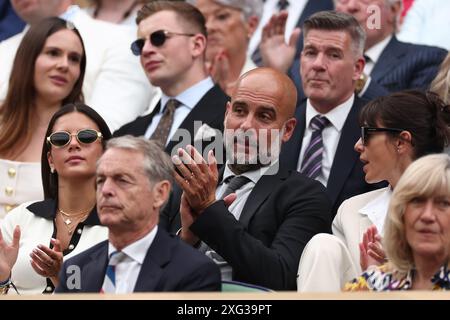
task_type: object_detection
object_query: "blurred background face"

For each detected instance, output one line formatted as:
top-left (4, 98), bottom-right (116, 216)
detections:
top-left (404, 195), bottom-right (450, 260)
top-left (47, 112), bottom-right (103, 180)
top-left (335, 0), bottom-right (399, 49)
top-left (301, 29), bottom-right (363, 109)
top-left (137, 10), bottom-right (198, 90)
top-left (34, 29), bottom-right (83, 106)
top-left (11, 0), bottom-right (67, 24)
top-left (196, 0), bottom-right (253, 61)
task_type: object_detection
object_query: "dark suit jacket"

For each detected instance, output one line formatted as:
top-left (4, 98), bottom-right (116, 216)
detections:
top-left (55, 227), bottom-right (221, 293)
top-left (370, 36), bottom-right (447, 92)
top-left (161, 167), bottom-right (332, 291)
top-left (279, 97), bottom-right (387, 216)
top-left (113, 84), bottom-right (229, 156)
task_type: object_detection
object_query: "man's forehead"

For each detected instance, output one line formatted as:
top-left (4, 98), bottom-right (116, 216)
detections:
top-left (304, 29), bottom-right (350, 47)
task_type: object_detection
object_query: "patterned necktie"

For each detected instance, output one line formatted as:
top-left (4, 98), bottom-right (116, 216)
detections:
top-left (101, 251), bottom-right (125, 294)
top-left (277, 0), bottom-right (290, 11)
top-left (221, 176), bottom-right (251, 199)
top-left (300, 115), bottom-right (330, 179)
top-left (150, 99), bottom-right (181, 146)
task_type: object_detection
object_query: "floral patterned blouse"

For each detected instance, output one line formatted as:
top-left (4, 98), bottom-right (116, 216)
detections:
top-left (344, 263), bottom-right (450, 291)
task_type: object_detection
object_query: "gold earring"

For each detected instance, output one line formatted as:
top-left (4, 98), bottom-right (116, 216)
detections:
top-left (50, 167), bottom-right (55, 173)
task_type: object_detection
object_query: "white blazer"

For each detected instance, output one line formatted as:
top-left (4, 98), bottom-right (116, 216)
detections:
top-left (0, 9), bottom-right (156, 132)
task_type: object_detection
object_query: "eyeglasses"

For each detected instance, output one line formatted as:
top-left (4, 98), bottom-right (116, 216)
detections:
top-left (47, 129), bottom-right (103, 148)
top-left (130, 30), bottom-right (196, 56)
top-left (361, 127), bottom-right (404, 145)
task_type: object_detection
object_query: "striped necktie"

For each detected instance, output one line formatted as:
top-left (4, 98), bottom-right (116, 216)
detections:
top-left (101, 251), bottom-right (125, 293)
top-left (300, 115), bottom-right (330, 179)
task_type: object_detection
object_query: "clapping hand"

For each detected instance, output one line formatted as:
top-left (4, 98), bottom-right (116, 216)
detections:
top-left (30, 238), bottom-right (63, 286)
top-left (0, 226), bottom-right (20, 282)
top-left (359, 225), bottom-right (386, 271)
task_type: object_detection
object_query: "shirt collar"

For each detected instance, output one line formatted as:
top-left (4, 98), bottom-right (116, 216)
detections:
top-left (26, 199), bottom-right (102, 226)
top-left (306, 94), bottom-right (355, 132)
top-left (60, 5), bottom-right (81, 23)
top-left (365, 35), bottom-right (393, 65)
top-left (160, 77), bottom-right (214, 114)
top-left (358, 187), bottom-right (392, 235)
top-left (221, 160), bottom-right (279, 185)
top-left (107, 226), bottom-right (158, 264)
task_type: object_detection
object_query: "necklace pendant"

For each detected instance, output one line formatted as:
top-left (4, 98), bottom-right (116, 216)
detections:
top-left (64, 218), bottom-right (72, 225)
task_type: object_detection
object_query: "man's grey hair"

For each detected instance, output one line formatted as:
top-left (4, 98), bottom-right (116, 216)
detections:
top-left (105, 136), bottom-right (174, 186)
top-left (188, 0), bottom-right (263, 20)
top-left (303, 11), bottom-right (366, 57)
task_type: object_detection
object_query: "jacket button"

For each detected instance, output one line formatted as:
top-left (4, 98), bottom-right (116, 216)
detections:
top-left (5, 187), bottom-right (13, 196)
top-left (7, 168), bottom-right (16, 178)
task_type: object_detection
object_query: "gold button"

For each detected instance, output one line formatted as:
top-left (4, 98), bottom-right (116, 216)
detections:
top-left (7, 168), bottom-right (16, 178)
top-left (5, 205), bottom-right (14, 213)
top-left (5, 187), bottom-right (13, 196)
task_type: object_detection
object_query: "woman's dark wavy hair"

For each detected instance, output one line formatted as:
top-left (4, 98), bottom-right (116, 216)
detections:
top-left (359, 89), bottom-right (450, 159)
top-left (41, 103), bottom-right (112, 199)
top-left (0, 17), bottom-right (87, 158)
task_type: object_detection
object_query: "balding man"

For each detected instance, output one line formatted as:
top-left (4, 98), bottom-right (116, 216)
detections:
top-left (168, 67), bottom-right (332, 291)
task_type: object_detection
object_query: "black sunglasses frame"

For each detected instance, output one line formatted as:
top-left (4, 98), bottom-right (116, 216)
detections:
top-left (47, 129), bottom-right (103, 148)
top-left (130, 30), bottom-right (196, 56)
top-left (361, 127), bottom-right (404, 145)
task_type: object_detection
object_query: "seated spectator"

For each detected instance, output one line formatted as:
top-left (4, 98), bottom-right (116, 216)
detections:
top-left (0, 103), bottom-right (112, 295)
top-left (189, 0), bottom-right (262, 96)
top-left (169, 67), bottom-right (332, 291)
top-left (56, 136), bottom-right (221, 293)
top-left (0, 17), bottom-right (86, 219)
top-left (398, 0), bottom-right (450, 51)
top-left (345, 153), bottom-right (450, 291)
top-left (430, 53), bottom-right (450, 104)
top-left (83, 0), bottom-right (145, 26)
top-left (1, 0), bottom-right (156, 131)
top-left (297, 90), bottom-right (450, 292)
top-left (0, 0), bottom-right (25, 41)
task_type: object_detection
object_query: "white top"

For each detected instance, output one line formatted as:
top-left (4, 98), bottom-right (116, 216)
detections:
top-left (398, 0), bottom-right (450, 50)
top-left (106, 226), bottom-right (157, 293)
top-left (358, 187), bottom-right (392, 236)
top-left (1, 200), bottom-right (108, 295)
top-left (144, 77), bottom-right (215, 144)
top-left (0, 159), bottom-right (43, 221)
top-left (298, 95), bottom-right (355, 187)
top-left (0, 5), bottom-right (156, 132)
top-left (83, 7), bottom-right (138, 27)
top-left (248, 0), bottom-right (308, 57)
top-left (364, 35), bottom-right (392, 75)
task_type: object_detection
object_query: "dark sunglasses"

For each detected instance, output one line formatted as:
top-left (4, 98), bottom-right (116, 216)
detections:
top-left (47, 129), bottom-right (103, 148)
top-left (130, 30), bottom-right (195, 56)
top-left (361, 127), bottom-right (404, 145)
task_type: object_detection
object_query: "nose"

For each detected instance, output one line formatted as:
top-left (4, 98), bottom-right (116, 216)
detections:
top-left (339, 0), bottom-right (359, 13)
top-left (56, 55), bottom-right (69, 71)
top-left (419, 200), bottom-right (437, 223)
top-left (239, 114), bottom-right (256, 131)
top-left (205, 16), bottom-right (216, 33)
top-left (67, 133), bottom-right (81, 151)
top-left (311, 53), bottom-right (326, 71)
top-left (141, 38), bottom-right (156, 56)
top-left (99, 178), bottom-right (115, 198)
top-left (354, 137), bottom-right (364, 153)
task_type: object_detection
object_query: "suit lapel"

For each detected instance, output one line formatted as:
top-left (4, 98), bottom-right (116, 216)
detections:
top-left (82, 241), bottom-right (109, 292)
top-left (371, 36), bottom-right (407, 82)
top-left (239, 169), bottom-right (289, 228)
top-left (326, 97), bottom-right (364, 206)
top-left (133, 228), bottom-right (172, 292)
top-left (279, 100), bottom-right (306, 170)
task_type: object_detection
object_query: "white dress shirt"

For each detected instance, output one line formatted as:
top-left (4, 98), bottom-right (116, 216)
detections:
top-left (364, 35), bottom-right (392, 75)
top-left (298, 95), bottom-right (355, 187)
top-left (358, 187), bottom-right (392, 236)
top-left (144, 77), bottom-right (215, 144)
top-left (248, 0), bottom-right (308, 57)
top-left (107, 226), bottom-right (158, 294)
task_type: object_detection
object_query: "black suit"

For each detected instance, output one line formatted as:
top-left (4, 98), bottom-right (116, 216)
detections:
top-left (114, 84), bottom-right (229, 156)
top-left (55, 228), bottom-right (221, 293)
top-left (161, 167), bottom-right (332, 291)
top-left (279, 97), bottom-right (387, 216)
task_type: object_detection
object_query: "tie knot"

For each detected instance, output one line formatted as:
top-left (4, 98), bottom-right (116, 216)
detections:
top-left (310, 115), bottom-right (329, 132)
top-left (108, 251), bottom-right (126, 266)
top-left (277, 0), bottom-right (289, 11)
top-left (165, 99), bottom-right (181, 113)
top-left (363, 54), bottom-right (371, 63)
top-left (221, 175), bottom-right (251, 199)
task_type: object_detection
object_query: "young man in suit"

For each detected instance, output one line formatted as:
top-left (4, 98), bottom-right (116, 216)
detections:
top-left (279, 11), bottom-right (386, 216)
top-left (169, 67), bottom-right (332, 291)
top-left (1, 0), bottom-right (155, 131)
top-left (56, 137), bottom-right (220, 293)
top-left (114, 1), bottom-right (229, 157)
top-left (335, 0), bottom-right (447, 92)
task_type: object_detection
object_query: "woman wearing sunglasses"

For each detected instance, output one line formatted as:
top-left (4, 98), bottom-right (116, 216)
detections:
top-left (0, 17), bottom-right (86, 220)
top-left (297, 90), bottom-right (450, 292)
top-left (0, 103), bottom-right (111, 295)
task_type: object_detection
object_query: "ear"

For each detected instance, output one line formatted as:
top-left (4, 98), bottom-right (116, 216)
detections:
top-left (190, 33), bottom-right (207, 59)
top-left (396, 130), bottom-right (413, 154)
top-left (388, 0), bottom-right (402, 25)
top-left (281, 117), bottom-right (297, 142)
top-left (245, 15), bottom-right (259, 38)
top-left (47, 151), bottom-right (54, 170)
top-left (151, 180), bottom-right (171, 210)
top-left (352, 56), bottom-right (365, 81)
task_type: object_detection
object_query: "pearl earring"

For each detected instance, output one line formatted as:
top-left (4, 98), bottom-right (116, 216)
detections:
top-left (50, 167), bottom-right (55, 173)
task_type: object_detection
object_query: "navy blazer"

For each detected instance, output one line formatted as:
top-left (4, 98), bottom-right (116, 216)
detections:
top-left (370, 36), bottom-right (447, 92)
top-left (55, 227), bottom-right (221, 293)
top-left (113, 84), bottom-right (229, 156)
top-left (161, 166), bottom-right (332, 291)
top-left (279, 97), bottom-right (387, 216)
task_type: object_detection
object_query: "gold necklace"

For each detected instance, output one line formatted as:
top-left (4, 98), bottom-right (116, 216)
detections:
top-left (58, 207), bottom-right (93, 226)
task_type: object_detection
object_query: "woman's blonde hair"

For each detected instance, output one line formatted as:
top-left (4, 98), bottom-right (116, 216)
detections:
top-left (384, 153), bottom-right (450, 275)
top-left (431, 53), bottom-right (450, 104)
